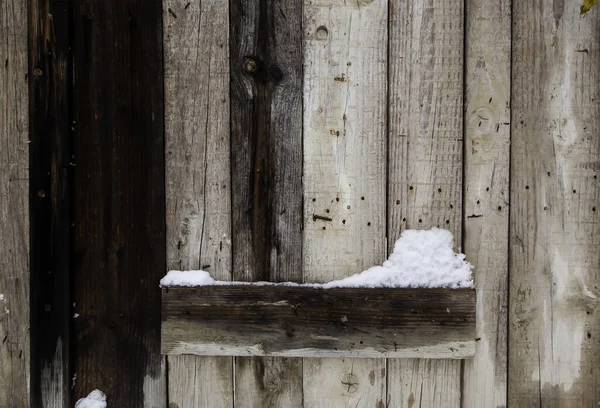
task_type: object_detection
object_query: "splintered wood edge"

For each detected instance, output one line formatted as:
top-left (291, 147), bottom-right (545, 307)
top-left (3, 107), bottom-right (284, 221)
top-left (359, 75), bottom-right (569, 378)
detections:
top-left (161, 286), bottom-right (476, 359)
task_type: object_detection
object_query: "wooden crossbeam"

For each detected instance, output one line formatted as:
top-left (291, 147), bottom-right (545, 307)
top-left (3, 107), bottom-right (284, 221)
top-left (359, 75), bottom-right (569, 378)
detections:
top-left (161, 286), bottom-right (476, 359)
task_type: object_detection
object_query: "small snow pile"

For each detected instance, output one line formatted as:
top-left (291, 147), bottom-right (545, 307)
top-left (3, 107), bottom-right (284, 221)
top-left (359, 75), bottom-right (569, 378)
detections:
top-left (323, 229), bottom-right (473, 288)
top-left (75, 390), bottom-right (106, 408)
top-left (161, 269), bottom-right (216, 286)
top-left (160, 228), bottom-right (473, 289)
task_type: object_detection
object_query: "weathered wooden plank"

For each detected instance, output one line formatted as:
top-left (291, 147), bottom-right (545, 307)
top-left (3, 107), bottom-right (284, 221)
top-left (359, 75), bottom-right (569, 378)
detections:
top-left (163, 0), bottom-right (234, 406)
top-left (462, 0), bottom-right (511, 408)
top-left (71, 0), bottom-right (167, 406)
top-left (509, 1), bottom-right (600, 406)
top-left (162, 286), bottom-right (476, 358)
top-left (28, 0), bottom-right (71, 406)
top-left (387, 359), bottom-right (461, 408)
top-left (230, 0), bottom-right (304, 404)
top-left (461, 0), bottom-right (510, 405)
top-left (167, 355), bottom-right (233, 408)
top-left (304, 358), bottom-right (386, 408)
top-left (387, 0), bottom-right (464, 405)
top-left (303, 0), bottom-right (388, 404)
top-left (0, 0), bottom-right (29, 406)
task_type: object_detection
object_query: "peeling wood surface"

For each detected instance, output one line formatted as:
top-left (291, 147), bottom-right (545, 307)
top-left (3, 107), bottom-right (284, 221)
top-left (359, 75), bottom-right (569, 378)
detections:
top-left (163, 0), bottom-right (234, 405)
top-left (0, 0), bottom-right (29, 406)
top-left (162, 286), bottom-right (476, 358)
top-left (461, 0), bottom-right (510, 405)
top-left (71, 0), bottom-right (167, 405)
top-left (387, 0), bottom-right (465, 405)
top-left (509, 1), bottom-right (600, 406)
top-left (229, 0), bottom-right (304, 404)
top-left (302, 0), bottom-right (388, 405)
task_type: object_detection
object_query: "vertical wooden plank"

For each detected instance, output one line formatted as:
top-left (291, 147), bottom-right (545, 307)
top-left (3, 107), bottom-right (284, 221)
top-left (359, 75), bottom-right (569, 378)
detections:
top-left (230, 0), bottom-right (304, 405)
top-left (387, 0), bottom-right (464, 406)
top-left (168, 356), bottom-right (233, 408)
top-left (510, 1), bottom-right (600, 406)
top-left (0, 0), bottom-right (29, 406)
top-left (303, 0), bottom-right (387, 406)
top-left (388, 360), bottom-right (461, 408)
top-left (461, 0), bottom-right (510, 406)
top-left (71, 0), bottom-right (167, 406)
top-left (28, 0), bottom-right (71, 406)
top-left (163, 0), bottom-right (234, 406)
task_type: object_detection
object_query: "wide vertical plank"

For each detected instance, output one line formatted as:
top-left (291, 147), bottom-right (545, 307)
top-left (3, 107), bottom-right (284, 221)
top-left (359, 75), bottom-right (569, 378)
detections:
top-left (303, 0), bottom-right (387, 406)
top-left (230, 0), bottom-right (304, 405)
top-left (28, 0), bottom-right (71, 406)
top-left (387, 0), bottom-right (464, 406)
top-left (509, 2), bottom-right (600, 406)
top-left (0, 0), bottom-right (29, 406)
top-left (388, 360), bottom-right (461, 408)
top-left (71, 0), bottom-right (167, 406)
top-left (163, 0), bottom-right (233, 406)
top-left (461, 0), bottom-right (510, 406)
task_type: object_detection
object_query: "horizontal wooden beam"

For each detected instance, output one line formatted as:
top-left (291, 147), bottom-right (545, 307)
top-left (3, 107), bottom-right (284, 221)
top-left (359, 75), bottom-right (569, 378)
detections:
top-left (161, 286), bottom-right (476, 359)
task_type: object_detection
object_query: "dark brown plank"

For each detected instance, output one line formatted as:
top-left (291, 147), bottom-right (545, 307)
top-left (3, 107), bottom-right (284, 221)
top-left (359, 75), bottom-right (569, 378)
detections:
top-left (230, 0), bottom-right (303, 405)
top-left (162, 286), bottom-right (476, 358)
top-left (71, 0), bottom-right (166, 405)
top-left (29, 0), bottom-right (72, 406)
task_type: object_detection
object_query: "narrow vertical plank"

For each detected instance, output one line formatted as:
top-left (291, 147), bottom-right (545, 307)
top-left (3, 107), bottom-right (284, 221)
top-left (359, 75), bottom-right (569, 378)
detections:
top-left (461, 0), bottom-right (510, 406)
top-left (230, 0), bottom-right (304, 405)
top-left (510, 2), bottom-right (600, 406)
top-left (0, 0), bottom-right (29, 406)
top-left (28, 0), bottom-right (71, 406)
top-left (163, 0), bottom-right (234, 406)
top-left (387, 0), bottom-right (464, 406)
top-left (303, 0), bottom-right (387, 406)
top-left (71, 0), bottom-right (167, 406)
top-left (388, 360), bottom-right (461, 408)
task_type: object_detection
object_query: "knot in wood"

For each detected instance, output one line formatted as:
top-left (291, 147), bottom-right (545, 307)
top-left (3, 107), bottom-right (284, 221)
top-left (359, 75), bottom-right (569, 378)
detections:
top-left (244, 57), bottom-right (258, 74)
top-left (341, 373), bottom-right (359, 393)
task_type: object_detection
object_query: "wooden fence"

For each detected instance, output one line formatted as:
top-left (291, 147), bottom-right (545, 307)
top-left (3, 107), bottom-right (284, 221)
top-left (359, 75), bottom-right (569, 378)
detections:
top-left (1, 0), bottom-right (599, 406)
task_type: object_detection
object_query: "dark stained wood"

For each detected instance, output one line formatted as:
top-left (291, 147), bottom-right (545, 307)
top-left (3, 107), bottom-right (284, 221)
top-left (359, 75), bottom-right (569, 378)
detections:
top-left (162, 286), bottom-right (476, 358)
top-left (229, 0), bottom-right (303, 405)
top-left (230, 0), bottom-right (303, 284)
top-left (28, 0), bottom-right (72, 406)
top-left (71, 0), bottom-right (166, 405)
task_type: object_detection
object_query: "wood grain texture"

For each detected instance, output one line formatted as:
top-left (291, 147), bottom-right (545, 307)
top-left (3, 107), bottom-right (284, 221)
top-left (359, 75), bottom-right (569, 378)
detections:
top-left (230, 0), bottom-right (304, 405)
top-left (28, 0), bottom-right (71, 406)
top-left (387, 0), bottom-right (464, 405)
top-left (509, 1), bottom-right (600, 406)
top-left (163, 0), bottom-right (233, 406)
top-left (0, 0), bottom-right (29, 406)
top-left (167, 355), bottom-right (233, 408)
top-left (461, 0), bottom-right (510, 406)
top-left (71, 0), bottom-right (167, 406)
top-left (304, 358), bottom-right (386, 408)
top-left (387, 359), bottom-right (461, 408)
top-left (162, 286), bottom-right (476, 358)
top-left (303, 0), bottom-right (388, 405)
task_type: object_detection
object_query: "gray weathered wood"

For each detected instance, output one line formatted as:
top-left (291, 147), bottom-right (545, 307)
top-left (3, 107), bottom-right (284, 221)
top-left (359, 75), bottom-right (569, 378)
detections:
top-left (162, 286), bottom-right (476, 358)
top-left (387, 0), bottom-right (465, 405)
top-left (304, 358), bottom-right (386, 408)
top-left (387, 359), bottom-right (461, 408)
top-left (462, 0), bottom-right (510, 405)
top-left (303, 0), bottom-right (388, 404)
top-left (509, 1), bottom-right (600, 406)
top-left (229, 0), bottom-right (304, 404)
top-left (0, 0), bottom-right (29, 405)
top-left (163, 0), bottom-right (234, 405)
